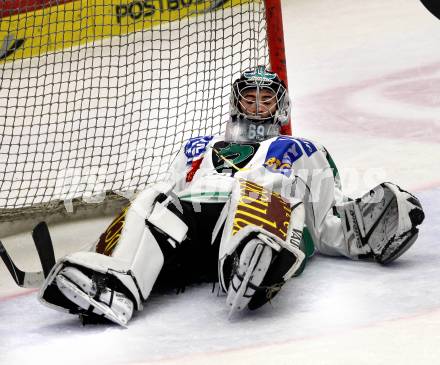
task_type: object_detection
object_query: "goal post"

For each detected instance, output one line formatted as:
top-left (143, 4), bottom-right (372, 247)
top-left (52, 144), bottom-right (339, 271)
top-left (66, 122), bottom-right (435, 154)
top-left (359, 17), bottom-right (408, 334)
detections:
top-left (265, 0), bottom-right (290, 135)
top-left (0, 0), bottom-right (289, 236)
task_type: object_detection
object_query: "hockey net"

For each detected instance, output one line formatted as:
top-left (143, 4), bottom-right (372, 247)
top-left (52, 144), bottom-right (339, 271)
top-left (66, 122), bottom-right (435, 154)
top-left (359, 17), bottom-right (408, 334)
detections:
top-left (0, 0), bottom-right (286, 235)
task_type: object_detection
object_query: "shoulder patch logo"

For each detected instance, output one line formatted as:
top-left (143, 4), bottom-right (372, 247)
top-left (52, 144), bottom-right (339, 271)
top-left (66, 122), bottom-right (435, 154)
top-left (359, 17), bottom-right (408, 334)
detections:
top-left (184, 136), bottom-right (214, 165)
top-left (297, 138), bottom-right (317, 157)
top-left (264, 136), bottom-right (317, 175)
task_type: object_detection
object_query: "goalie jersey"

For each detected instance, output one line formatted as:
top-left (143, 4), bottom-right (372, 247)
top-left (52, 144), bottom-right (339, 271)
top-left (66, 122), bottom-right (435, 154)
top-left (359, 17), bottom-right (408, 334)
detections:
top-left (168, 135), bottom-right (345, 258)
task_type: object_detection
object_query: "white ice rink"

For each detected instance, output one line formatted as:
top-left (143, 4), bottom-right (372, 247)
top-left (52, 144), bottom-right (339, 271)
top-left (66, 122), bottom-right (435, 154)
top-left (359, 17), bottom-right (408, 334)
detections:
top-left (1, 0), bottom-right (440, 364)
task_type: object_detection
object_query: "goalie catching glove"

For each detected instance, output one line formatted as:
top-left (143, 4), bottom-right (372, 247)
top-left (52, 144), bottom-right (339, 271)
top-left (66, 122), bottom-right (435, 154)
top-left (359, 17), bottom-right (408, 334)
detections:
top-left (337, 182), bottom-right (425, 264)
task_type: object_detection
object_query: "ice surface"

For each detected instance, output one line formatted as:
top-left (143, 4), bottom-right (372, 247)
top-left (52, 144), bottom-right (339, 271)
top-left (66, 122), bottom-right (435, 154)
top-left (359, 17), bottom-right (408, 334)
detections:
top-left (1, 0), bottom-right (440, 364)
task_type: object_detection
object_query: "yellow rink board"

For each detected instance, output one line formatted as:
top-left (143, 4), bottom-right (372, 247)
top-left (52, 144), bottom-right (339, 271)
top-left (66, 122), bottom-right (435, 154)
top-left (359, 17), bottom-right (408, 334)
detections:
top-left (0, 0), bottom-right (250, 63)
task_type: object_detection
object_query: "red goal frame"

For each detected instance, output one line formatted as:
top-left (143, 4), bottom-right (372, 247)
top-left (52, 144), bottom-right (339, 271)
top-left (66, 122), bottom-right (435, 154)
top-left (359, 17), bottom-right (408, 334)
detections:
top-left (265, 0), bottom-right (291, 135)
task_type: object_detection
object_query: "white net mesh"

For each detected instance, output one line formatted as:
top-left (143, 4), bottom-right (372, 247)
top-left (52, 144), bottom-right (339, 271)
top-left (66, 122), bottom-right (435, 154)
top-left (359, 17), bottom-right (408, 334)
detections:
top-left (0, 0), bottom-right (269, 219)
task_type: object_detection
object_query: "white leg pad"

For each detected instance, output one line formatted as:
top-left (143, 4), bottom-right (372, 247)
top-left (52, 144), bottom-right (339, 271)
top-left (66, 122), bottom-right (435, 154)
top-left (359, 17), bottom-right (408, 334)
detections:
top-left (39, 182), bottom-right (188, 316)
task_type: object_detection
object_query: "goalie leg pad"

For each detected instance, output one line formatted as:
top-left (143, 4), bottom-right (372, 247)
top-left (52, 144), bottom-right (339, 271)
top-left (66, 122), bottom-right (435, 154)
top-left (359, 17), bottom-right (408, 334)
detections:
top-left (337, 182), bottom-right (425, 264)
top-left (109, 183), bottom-right (188, 298)
top-left (39, 183), bottom-right (190, 325)
top-left (218, 179), bottom-right (306, 314)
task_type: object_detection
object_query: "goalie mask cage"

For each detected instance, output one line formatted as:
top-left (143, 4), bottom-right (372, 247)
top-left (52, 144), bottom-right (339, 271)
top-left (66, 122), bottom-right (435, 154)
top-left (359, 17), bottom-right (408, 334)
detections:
top-left (0, 0), bottom-right (288, 234)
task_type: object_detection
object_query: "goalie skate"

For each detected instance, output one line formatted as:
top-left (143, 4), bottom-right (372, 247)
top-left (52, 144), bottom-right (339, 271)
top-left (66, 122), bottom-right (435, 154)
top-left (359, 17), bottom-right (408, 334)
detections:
top-left (226, 238), bottom-right (274, 316)
top-left (56, 267), bottom-right (134, 327)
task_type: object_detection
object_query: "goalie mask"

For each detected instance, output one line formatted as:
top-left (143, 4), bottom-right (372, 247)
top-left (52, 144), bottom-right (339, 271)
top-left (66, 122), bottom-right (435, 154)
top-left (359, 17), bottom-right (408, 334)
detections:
top-left (225, 66), bottom-right (290, 143)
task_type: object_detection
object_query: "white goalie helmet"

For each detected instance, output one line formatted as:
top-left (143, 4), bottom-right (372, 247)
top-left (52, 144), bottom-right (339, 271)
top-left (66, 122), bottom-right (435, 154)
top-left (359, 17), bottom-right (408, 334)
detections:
top-left (225, 65), bottom-right (291, 143)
